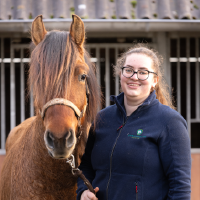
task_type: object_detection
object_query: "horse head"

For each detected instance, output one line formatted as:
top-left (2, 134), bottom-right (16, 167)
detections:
top-left (30, 15), bottom-right (99, 160)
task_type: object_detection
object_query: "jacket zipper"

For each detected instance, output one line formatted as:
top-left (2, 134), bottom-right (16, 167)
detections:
top-left (135, 182), bottom-right (138, 200)
top-left (106, 117), bottom-right (129, 200)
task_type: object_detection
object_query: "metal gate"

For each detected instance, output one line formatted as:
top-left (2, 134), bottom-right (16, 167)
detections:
top-left (169, 35), bottom-right (200, 151)
top-left (1, 37), bottom-right (200, 154)
top-left (0, 41), bottom-right (135, 154)
top-left (0, 40), bottom-right (34, 154)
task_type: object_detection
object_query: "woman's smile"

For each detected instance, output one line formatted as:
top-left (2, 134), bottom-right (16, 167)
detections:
top-left (127, 82), bottom-right (141, 89)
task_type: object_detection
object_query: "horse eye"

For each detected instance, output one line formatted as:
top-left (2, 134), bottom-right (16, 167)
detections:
top-left (80, 74), bottom-right (87, 81)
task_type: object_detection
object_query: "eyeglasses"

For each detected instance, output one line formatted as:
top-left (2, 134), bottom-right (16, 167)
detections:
top-left (121, 67), bottom-right (157, 81)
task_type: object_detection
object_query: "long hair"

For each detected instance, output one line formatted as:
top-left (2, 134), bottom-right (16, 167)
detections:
top-left (114, 43), bottom-right (175, 109)
top-left (29, 30), bottom-right (101, 123)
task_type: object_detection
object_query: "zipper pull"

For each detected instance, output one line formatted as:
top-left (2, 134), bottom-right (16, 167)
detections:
top-left (135, 182), bottom-right (138, 200)
top-left (117, 125), bottom-right (123, 131)
top-left (117, 116), bottom-right (129, 131)
top-left (135, 182), bottom-right (138, 194)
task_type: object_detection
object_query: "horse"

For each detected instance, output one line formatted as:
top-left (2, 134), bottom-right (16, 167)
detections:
top-left (0, 14), bottom-right (100, 200)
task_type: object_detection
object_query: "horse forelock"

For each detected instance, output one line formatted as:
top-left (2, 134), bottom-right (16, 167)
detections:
top-left (29, 31), bottom-right (78, 114)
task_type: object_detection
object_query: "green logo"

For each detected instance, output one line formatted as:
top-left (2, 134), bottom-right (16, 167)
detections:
top-left (137, 129), bottom-right (143, 135)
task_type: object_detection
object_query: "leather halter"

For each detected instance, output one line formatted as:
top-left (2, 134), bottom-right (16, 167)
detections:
top-left (39, 82), bottom-right (95, 195)
top-left (40, 98), bottom-right (87, 121)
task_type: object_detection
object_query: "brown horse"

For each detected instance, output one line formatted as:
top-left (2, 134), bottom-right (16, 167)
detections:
top-left (0, 14), bottom-right (100, 200)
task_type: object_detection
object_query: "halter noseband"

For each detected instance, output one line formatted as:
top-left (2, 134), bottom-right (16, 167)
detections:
top-left (39, 98), bottom-right (87, 121)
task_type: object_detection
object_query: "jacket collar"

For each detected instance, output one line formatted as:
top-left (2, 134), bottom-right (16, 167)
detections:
top-left (110, 90), bottom-right (157, 115)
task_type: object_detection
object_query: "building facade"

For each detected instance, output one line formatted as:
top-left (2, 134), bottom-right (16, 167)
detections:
top-left (0, 0), bottom-right (200, 199)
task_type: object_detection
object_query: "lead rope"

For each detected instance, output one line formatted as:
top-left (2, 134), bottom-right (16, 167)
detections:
top-left (66, 155), bottom-right (96, 195)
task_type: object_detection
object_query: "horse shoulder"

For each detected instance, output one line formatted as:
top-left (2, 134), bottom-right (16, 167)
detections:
top-left (5, 116), bottom-right (37, 153)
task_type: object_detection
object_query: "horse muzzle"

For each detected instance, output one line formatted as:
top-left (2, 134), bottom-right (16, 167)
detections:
top-left (44, 129), bottom-right (76, 159)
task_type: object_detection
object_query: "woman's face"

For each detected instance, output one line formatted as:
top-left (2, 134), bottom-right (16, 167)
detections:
top-left (120, 53), bottom-right (158, 102)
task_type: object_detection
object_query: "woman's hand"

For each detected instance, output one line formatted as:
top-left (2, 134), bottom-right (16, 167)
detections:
top-left (80, 187), bottom-right (99, 200)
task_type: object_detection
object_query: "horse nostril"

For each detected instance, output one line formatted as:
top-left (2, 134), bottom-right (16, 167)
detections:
top-left (46, 131), bottom-right (55, 149)
top-left (64, 129), bottom-right (72, 140)
top-left (65, 129), bottom-right (75, 148)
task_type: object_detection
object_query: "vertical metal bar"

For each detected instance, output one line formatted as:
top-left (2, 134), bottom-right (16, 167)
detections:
top-left (177, 38), bottom-right (181, 113)
top-left (115, 47), bottom-right (119, 96)
top-left (166, 33), bottom-right (171, 89)
top-left (1, 38), bottom-right (6, 149)
top-left (105, 47), bottom-right (110, 107)
top-left (20, 48), bottom-right (25, 122)
top-left (10, 43), bottom-right (16, 129)
top-left (186, 37), bottom-right (191, 140)
top-left (195, 37), bottom-right (200, 120)
top-left (30, 90), bottom-right (34, 117)
top-left (197, 59), bottom-right (200, 122)
top-left (157, 33), bottom-right (170, 87)
top-left (87, 47), bottom-right (90, 55)
top-left (96, 47), bottom-right (101, 110)
top-left (196, 66), bottom-right (200, 120)
top-left (96, 47), bottom-right (101, 87)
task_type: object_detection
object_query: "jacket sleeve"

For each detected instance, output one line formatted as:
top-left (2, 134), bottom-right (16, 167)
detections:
top-left (158, 115), bottom-right (191, 200)
top-left (76, 128), bottom-right (96, 200)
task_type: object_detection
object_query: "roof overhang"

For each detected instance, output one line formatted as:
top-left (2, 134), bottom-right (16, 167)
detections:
top-left (0, 19), bottom-right (200, 33)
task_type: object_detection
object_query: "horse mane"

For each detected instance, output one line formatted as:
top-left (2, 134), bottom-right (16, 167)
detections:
top-left (29, 30), bottom-right (100, 126)
top-left (84, 51), bottom-right (101, 125)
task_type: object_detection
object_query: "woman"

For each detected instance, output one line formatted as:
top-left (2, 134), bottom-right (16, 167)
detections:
top-left (77, 44), bottom-right (191, 200)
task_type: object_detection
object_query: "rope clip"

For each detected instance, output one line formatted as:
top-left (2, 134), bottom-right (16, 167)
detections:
top-left (66, 154), bottom-right (75, 169)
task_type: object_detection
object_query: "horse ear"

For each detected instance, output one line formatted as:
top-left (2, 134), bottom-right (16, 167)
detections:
top-left (31, 15), bottom-right (47, 45)
top-left (70, 14), bottom-right (85, 50)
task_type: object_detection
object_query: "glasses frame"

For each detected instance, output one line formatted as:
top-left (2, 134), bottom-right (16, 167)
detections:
top-left (121, 67), bottom-right (158, 81)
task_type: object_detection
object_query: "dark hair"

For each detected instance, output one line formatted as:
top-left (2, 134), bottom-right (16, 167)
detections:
top-left (114, 43), bottom-right (175, 109)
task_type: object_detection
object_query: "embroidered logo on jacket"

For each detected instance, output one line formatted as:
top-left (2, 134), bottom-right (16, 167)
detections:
top-left (137, 129), bottom-right (143, 135)
top-left (127, 129), bottom-right (146, 139)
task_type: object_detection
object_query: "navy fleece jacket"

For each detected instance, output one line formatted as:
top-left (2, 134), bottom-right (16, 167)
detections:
top-left (77, 91), bottom-right (191, 200)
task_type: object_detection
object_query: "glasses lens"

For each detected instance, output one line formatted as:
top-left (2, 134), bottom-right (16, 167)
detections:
top-left (123, 67), bottom-right (133, 77)
top-left (138, 70), bottom-right (148, 80)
